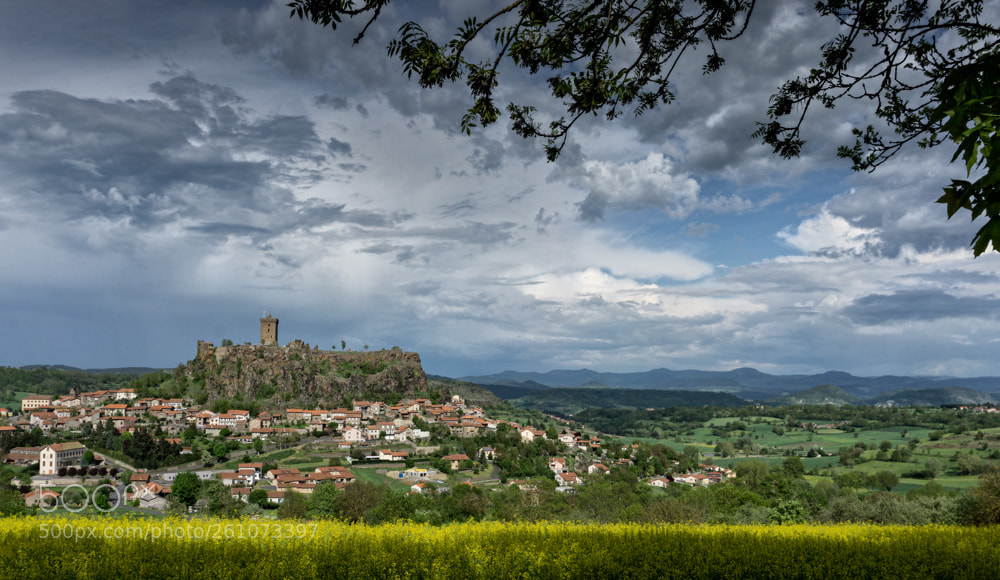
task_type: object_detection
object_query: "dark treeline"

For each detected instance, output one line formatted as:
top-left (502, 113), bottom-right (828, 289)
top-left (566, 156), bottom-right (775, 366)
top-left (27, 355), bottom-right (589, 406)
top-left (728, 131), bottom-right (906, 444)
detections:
top-left (0, 366), bottom-right (138, 401)
top-left (575, 404), bottom-right (1000, 438)
top-left (509, 388), bottom-right (745, 411)
top-left (80, 420), bottom-right (185, 469)
top-left (189, 458), bottom-right (1000, 527)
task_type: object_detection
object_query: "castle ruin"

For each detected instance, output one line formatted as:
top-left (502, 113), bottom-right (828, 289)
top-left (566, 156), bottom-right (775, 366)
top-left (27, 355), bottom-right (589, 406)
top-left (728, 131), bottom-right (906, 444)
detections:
top-left (260, 314), bottom-right (279, 346)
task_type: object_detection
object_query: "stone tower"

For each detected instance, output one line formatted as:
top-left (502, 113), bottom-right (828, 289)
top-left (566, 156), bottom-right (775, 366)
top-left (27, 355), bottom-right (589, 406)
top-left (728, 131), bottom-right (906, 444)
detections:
top-left (260, 314), bottom-right (279, 346)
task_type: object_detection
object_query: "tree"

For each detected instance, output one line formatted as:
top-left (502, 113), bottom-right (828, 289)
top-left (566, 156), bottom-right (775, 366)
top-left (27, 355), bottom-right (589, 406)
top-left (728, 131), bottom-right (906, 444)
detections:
top-left (310, 481), bottom-right (340, 518)
top-left (0, 483), bottom-right (26, 516)
top-left (781, 456), bottom-right (805, 480)
top-left (278, 489), bottom-right (310, 519)
top-left (291, 0), bottom-right (1000, 254)
top-left (335, 481), bottom-right (386, 523)
top-left (172, 471), bottom-right (201, 507)
top-left (212, 443), bottom-right (229, 462)
top-left (205, 481), bottom-right (243, 518)
top-left (871, 470), bottom-right (900, 492)
top-left (248, 489), bottom-right (272, 508)
top-left (961, 466), bottom-right (1000, 525)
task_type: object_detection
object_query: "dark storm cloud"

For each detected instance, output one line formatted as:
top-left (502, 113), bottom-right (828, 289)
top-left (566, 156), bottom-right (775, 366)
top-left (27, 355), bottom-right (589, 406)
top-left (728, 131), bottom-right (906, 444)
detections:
top-left (465, 137), bottom-right (506, 175)
top-left (439, 198), bottom-right (479, 218)
top-left (359, 242), bottom-right (396, 255)
top-left (401, 280), bottom-right (440, 297)
top-left (218, 2), bottom-right (513, 165)
top-left (843, 289), bottom-right (1000, 325)
top-left (576, 192), bottom-right (609, 223)
top-left (907, 270), bottom-right (1000, 285)
top-left (314, 94), bottom-right (349, 110)
top-left (294, 201), bottom-right (413, 229)
top-left (187, 222), bottom-right (273, 236)
top-left (0, 74), bottom-right (327, 230)
top-left (824, 174), bottom-right (981, 256)
top-left (327, 137), bottom-right (352, 157)
top-left (357, 241), bottom-right (421, 264)
top-left (535, 207), bottom-right (560, 232)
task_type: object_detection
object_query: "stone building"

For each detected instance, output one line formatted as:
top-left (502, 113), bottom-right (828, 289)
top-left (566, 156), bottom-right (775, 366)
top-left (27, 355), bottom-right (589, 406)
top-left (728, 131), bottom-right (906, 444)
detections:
top-left (38, 441), bottom-right (87, 475)
top-left (260, 314), bottom-right (279, 345)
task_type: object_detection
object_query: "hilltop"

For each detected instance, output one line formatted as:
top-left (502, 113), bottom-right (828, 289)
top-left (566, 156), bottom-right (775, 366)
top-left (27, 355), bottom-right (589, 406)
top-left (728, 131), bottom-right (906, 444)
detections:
top-left (768, 385), bottom-right (862, 406)
top-left (463, 367), bottom-right (1000, 404)
top-left (188, 339), bottom-right (429, 408)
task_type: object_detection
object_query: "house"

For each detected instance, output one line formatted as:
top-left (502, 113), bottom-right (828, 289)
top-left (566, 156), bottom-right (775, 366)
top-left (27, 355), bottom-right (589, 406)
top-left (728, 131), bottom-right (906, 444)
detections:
top-left (378, 449), bottom-right (408, 461)
top-left (647, 477), bottom-right (672, 488)
top-left (238, 463), bottom-right (263, 477)
top-left (555, 472), bottom-right (580, 486)
top-left (442, 454), bottom-right (471, 470)
top-left (100, 403), bottom-right (129, 416)
top-left (342, 427), bottom-right (364, 444)
top-left (218, 472), bottom-right (253, 487)
top-left (401, 467), bottom-right (435, 480)
top-left (4, 446), bottom-right (41, 466)
top-left (266, 468), bottom-right (301, 482)
top-left (132, 482), bottom-right (170, 510)
top-left (38, 441), bottom-right (87, 475)
top-left (20, 394), bottom-right (52, 412)
top-left (519, 427), bottom-right (546, 443)
top-left (410, 482), bottom-right (433, 494)
top-left (588, 463), bottom-right (610, 475)
top-left (112, 389), bottom-right (138, 401)
top-left (673, 474), bottom-right (710, 486)
top-left (409, 429), bottom-right (431, 440)
top-left (548, 458), bottom-right (567, 474)
top-left (28, 412), bottom-right (58, 429)
top-left (313, 466), bottom-right (356, 484)
top-left (23, 489), bottom-right (60, 507)
top-left (478, 446), bottom-right (496, 460)
top-left (111, 416), bottom-right (137, 431)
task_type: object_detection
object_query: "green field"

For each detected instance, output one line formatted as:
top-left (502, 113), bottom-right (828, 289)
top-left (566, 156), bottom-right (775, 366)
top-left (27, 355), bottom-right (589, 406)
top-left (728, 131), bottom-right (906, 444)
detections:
top-left (0, 391), bottom-right (32, 413)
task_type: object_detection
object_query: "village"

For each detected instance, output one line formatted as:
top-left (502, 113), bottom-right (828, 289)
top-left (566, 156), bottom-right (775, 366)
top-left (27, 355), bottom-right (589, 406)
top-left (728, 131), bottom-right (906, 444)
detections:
top-left (0, 317), bottom-right (737, 514)
top-left (1, 383), bottom-right (736, 512)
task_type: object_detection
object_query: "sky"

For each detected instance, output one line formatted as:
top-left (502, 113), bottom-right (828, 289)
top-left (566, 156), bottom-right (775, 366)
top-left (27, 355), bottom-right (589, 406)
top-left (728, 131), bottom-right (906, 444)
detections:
top-left (1, 0), bottom-right (999, 379)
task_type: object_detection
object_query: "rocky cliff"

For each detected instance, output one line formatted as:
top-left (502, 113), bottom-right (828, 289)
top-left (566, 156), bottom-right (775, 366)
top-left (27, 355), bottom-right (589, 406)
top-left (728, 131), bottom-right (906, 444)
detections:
top-left (191, 340), bottom-right (429, 406)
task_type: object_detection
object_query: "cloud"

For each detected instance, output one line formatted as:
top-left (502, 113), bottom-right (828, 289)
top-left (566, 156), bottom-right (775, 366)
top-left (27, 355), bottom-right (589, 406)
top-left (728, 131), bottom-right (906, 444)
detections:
top-left (314, 94), bottom-right (349, 110)
top-left (843, 289), bottom-right (1000, 325)
top-left (327, 137), bottom-right (352, 157)
top-left (0, 74), bottom-right (338, 236)
top-left (778, 208), bottom-right (882, 256)
top-left (574, 153), bottom-right (701, 222)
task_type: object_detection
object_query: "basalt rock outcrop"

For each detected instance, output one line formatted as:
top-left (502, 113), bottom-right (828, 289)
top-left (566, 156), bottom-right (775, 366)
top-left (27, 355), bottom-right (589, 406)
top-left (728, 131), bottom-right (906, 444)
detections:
top-left (191, 340), bottom-right (429, 406)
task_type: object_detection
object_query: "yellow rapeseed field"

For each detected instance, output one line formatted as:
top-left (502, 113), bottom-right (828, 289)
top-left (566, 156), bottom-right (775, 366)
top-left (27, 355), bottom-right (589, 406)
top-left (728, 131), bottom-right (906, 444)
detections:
top-left (1, 515), bottom-right (997, 579)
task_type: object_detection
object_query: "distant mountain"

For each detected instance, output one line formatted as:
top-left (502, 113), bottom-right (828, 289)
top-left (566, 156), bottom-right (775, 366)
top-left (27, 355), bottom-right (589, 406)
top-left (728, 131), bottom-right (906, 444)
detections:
top-left (21, 365), bottom-right (161, 375)
top-left (866, 386), bottom-right (997, 407)
top-left (768, 384), bottom-right (862, 406)
top-left (507, 387), bottom-right (745, 416)
top-left (425, 375), bottom-right (503, 407)
top-left (461, 367), bottom-right (1000, 399)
